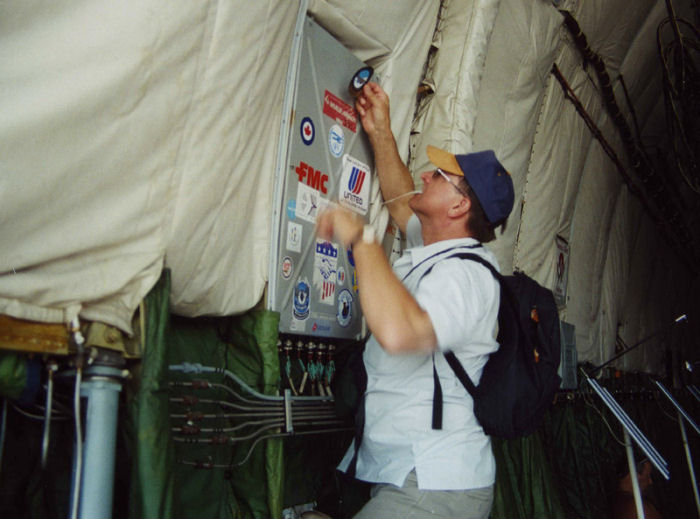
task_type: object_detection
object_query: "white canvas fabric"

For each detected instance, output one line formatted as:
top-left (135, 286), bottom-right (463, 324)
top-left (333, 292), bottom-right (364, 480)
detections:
top-left (0, 0), bottom-right (437, 333)
top-left (1, 0), bottom-right (697, 372)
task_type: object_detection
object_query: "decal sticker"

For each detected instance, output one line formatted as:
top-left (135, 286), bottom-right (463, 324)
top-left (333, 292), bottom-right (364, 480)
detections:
top-left (286, 199), bottom-right (296, 220)
top-left (553, 235), bottom-right (570, 307)
top-left (286, 221), bottom-right (302, 253)
top-left (351, 269), bottom-right (359, 294)
top-left (323, 90), bottom-right (357, 133)
top-left (311, 319), bottom-right (332, 334)
top-left (328, 124), bottom-right (344, 158)
top-left (347, 248), bottom-right (355, 267)
top-left (296, 182), bottom-right (331, 224)
top-left (300, 116), bottom-right (315, 145)
top-left (337, 266), bottom-right (346, 286)
top-left (337, 289), bottom-right (353, 327)
top-left (339, 155), bottom-right (371, 215)
top-left (290, 316), bottom-right (306, 333)
top-left (313, 240), bottom-right (338, 306)
top-left (281, 257), bottom-right (293, 280)
top-left (295, 160), bottom-right (328, 194)
top-left (293, 278), bottom-right (311, 320)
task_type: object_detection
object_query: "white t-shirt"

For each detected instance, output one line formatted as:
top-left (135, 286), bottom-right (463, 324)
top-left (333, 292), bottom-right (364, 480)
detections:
top-left (338, 214), bottom-right (500, 490)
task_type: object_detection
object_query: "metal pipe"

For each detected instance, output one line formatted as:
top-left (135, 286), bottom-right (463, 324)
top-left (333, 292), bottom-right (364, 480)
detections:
top-left (624, 430), bottom-right (646, 519)
top-left (678, 410), bottom-right (700, 516)
top-left (77, 377), bottom-right (122, 519)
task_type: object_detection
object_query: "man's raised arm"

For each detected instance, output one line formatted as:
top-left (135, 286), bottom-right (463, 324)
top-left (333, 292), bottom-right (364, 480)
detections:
top-left (355, 82), bottom-right (415, 234)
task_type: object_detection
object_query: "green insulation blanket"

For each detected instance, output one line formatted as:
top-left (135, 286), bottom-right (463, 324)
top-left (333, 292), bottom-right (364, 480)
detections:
top-left (126, 270), bottom-right (283, 519)
top-left (0, 352), bottom-right (27, 399)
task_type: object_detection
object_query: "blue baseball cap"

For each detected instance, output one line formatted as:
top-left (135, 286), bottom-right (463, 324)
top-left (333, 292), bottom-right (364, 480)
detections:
top-left (427, 145), bottom-right (514, 226)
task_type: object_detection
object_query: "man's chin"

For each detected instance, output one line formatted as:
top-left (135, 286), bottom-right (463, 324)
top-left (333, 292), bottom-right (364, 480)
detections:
top-left (408, 192), bottom-right (421, 209)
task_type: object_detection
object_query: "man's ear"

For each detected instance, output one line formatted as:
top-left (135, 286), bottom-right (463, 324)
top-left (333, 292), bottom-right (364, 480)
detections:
top-left (448, 195), bottom-right (471, 219)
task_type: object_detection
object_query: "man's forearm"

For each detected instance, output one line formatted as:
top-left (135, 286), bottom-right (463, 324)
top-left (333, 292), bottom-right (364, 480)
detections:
top-left (351, 239), bottom-right (437, 354)
top-left (370, 130), bottom-right (414, 203)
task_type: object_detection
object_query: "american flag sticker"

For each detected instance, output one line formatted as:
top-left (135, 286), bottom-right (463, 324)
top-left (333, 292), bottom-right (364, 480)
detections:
top-left (313, 240), bottom-right (338, 306)
top-left (321, 280), bottom-right (335, 303)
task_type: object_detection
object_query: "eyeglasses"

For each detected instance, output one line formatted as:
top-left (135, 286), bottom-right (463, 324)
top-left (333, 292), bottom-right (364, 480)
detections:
top-left (432, 168), bottom-right (469, 197)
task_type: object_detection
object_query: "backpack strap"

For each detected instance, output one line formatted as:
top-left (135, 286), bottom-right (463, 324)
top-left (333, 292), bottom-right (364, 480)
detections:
top-left (400, 244), bottom-right (482, 283)
top-left (349, 247), bottom-right (492, 473)
top-left (346, 392), bottom-right (365, 478)
top-left (415, 251), bottom-right (502, 430)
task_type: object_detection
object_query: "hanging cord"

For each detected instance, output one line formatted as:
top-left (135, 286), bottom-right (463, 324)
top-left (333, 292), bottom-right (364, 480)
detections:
top-left (581, 391), bottom-right (626, 446)
top-left (657, 0), bottom-right (700, 194)
top-left (653, 389), bottom-right (681, 424)
top-left (41, 362), bottom-right (59, 468)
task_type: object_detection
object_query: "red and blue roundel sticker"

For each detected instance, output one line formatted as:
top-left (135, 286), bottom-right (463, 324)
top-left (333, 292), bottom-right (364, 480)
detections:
top-left (300, 117), bottom-right (315, 145)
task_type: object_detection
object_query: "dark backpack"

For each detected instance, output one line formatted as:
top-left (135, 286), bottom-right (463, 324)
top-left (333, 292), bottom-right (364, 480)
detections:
top-left (342, 249), bottom-right (562, 477)
top-left (424, 252), bottom-right (562, 439)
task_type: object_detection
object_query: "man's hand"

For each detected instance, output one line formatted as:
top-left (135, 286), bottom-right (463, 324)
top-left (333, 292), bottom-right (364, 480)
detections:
top-left (355, 82), bottom-right (392, 146)
top-left (316, 206), bottom-right (364, 249)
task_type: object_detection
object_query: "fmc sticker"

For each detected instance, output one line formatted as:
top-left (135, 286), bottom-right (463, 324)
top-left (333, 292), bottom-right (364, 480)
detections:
top-left (323, 90), bottom-right (357, 133)
top-left (339, 155), bottom-right (371, 215)
top-left (295, 160), bottom-right (328, 194)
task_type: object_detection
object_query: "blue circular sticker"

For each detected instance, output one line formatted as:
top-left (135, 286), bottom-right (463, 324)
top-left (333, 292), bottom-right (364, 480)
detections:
top-left (329, 124), bottom-right (344, 157)
top-left (337, 289), bottom-right (353, 327)
top-left (300, 117), bottom-right (315, 145)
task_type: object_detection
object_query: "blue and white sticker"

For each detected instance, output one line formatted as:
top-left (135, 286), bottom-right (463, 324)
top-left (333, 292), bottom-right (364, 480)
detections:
top-left (329, 124), bottom-right (344, 157)
top-left (293, 278), bottom-right (310, 320)
top-left (286, 199), bottom-right (296, 220)
top-left (312, 319), bottom-right (332, 334)
top-left (337, 266), bottom-right (346, 286)
top-left (300, 117), bottom-right (315, 145)
top-left (339, 154), bottom-right (371, 215)
top-left (337, 289), bottom-right (353, 327)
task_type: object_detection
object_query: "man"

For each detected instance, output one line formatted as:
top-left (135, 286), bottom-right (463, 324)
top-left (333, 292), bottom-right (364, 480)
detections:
top-left (316, 82), bottom-right (514, 519)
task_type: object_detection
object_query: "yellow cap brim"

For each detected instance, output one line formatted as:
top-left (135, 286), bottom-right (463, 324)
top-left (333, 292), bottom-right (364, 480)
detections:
top-left (426, 145), bottom-right (464, 177)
